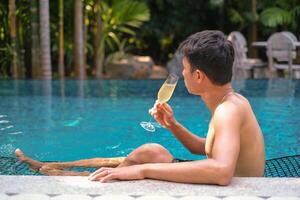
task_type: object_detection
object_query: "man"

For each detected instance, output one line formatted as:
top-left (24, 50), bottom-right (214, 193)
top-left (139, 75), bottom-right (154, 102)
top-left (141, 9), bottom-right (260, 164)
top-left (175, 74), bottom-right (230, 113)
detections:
top-left (16, 30), bottom-right (265, 185)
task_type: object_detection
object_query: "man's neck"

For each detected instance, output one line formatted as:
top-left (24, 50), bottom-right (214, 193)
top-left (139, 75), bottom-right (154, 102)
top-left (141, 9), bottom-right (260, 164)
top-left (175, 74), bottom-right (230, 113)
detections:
top-left (200, 83), bottom-right (234, 113)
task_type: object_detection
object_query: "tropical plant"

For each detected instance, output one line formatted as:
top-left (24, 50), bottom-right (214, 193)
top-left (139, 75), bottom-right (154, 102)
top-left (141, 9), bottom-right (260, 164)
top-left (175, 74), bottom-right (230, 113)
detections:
top-left (0, 2), bottom-right (10, 78)
top-left (0, 44), bottom-right (13, 78)
top-left (94, 0), bottom-right (150, 78)
top-left (260, 1), bottom-right (300, 30)
top-left (1, 0), bottom-right (299, 79)
top-left (104, 38), bottom-right (131, 65)
top-left (130, 0), bottom-right (218, 64)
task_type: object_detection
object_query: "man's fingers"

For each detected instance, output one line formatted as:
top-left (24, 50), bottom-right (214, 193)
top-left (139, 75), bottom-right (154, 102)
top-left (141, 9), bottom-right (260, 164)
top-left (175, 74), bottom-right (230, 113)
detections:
top-left (89, 170), bottom-right (108, 181)
top-left (153, 114), bottom-right (166, 128)
top-left (156, 104), bottom-right (170, 116)
top-left (161, 103), bottom-right (173, 114)
top-left (90, 167), bottom-right (108, 177)
top-left (89, 168), bottom-right (112, 181)
top-left (89, 168), bottom-right (102, 177)
top-left (100, 174), bottom-right (116, 183)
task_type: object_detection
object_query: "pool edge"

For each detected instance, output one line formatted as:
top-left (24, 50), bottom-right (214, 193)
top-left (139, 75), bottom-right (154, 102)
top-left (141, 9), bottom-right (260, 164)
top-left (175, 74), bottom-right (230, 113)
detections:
top-left (0, 175), bottom-right (299, 199)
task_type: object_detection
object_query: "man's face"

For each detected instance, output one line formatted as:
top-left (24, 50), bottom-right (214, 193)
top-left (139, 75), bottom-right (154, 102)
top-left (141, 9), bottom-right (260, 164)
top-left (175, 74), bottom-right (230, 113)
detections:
top-left (182, 57), bottom-right (197, 94)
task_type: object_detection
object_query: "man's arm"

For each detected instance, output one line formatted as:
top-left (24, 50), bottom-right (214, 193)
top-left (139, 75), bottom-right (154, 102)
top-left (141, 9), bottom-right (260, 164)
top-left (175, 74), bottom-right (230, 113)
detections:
top-left (143, 102), bottom-right (241, 185)
top-left (153, 103), bottom-right (206, 155)
top-left (91, 102), bottom-right (242, 185)
top-left (167, 120), bottom-right (206, 155)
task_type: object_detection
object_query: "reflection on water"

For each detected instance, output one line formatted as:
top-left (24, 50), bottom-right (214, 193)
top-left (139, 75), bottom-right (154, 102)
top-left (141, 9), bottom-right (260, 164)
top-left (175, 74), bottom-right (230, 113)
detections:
top-left (63, 117), bottom-right (83, 127)
top-left (1, 79), bottom-right (300, 98)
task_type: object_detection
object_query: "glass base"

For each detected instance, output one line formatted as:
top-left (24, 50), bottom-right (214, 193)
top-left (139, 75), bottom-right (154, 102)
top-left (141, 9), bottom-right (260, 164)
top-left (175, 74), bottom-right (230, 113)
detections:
top-left (140, 121), bottom-right (155, 132)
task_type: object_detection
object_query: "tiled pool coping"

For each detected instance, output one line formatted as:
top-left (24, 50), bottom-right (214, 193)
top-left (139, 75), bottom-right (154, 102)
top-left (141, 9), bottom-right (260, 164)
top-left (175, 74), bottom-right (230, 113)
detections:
top-left (0, 176), bottom-right (299, 199)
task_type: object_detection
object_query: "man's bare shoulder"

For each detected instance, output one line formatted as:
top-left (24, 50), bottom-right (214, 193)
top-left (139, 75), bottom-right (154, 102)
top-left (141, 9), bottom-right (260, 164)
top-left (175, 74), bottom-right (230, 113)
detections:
top-left (213, 93), bottom-right (249, 127)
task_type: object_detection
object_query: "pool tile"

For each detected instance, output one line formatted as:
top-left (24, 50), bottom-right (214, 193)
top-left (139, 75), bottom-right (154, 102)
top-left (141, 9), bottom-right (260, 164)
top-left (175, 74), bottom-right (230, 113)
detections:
top-left (93, 195), bottom-right (135, 200)
top-left (223, 196), bottom-right (264, 200)
top-left (267, 197), bottom-right (300, 200)
top-left (8, 194), bottom-right (50, 200)
top-left (179, 196), bottom-right (221, 200)
top-left (50, 194), bottom-right (92, 200)
top-left (136, 195), bottom-right (177, 200)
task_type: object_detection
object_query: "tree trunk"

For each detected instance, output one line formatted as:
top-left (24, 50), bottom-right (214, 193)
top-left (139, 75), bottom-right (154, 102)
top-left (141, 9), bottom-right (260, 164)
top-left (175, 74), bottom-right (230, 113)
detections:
top-left (31, 0), bottom-right (40, 79)
top-left (58, 0), bottom-right (65, 79)
top-left (83, 0), bottom-right (87, 77)
top-left (248, 0), bottom-right (258, 58)
top-left (74, 0), bottom-right (86, 79)
top-left (8, 0), bottom-right (19, 79)
top-left (39, 0), bottom-right (52, 80)
top-left (94, 0), bottom-right (104, 78)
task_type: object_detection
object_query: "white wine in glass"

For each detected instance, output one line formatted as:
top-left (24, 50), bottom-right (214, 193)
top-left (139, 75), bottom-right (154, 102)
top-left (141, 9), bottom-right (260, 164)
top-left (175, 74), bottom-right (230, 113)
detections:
top-left (140, 74), bottom-right (179, 132)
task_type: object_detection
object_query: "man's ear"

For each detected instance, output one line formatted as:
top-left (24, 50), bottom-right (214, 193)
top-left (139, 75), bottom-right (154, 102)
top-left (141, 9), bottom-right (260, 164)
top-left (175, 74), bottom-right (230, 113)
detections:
top-left (195, 69), bottom-right (204, 82)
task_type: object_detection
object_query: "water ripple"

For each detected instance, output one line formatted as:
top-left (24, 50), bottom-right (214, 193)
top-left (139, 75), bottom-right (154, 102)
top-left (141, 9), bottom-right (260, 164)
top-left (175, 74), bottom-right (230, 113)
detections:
top-left (8, 131), bottom-right (23, 135)
top-left (0, 125), bottom-right (14, 131)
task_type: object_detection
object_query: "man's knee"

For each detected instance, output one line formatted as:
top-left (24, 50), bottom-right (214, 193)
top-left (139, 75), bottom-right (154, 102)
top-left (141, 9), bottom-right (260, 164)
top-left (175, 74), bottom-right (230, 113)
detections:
top-left (126, 143), bottom-right (172, 164)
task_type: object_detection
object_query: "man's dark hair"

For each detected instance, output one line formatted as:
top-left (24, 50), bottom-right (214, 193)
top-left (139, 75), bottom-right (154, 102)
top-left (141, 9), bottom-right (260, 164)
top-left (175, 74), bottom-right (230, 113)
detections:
top-left (178, 30), bottom-right (234, 85)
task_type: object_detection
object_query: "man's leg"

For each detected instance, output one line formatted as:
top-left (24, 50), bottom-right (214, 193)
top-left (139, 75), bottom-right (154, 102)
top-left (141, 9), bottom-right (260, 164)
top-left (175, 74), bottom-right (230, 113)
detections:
top-left (15, 143), bottom-right (174, 176)
top-left (117, 143), bottom-right (174, 167)
top-left (15, 149), bottom-right (125, 171)
top-left (38, 165), bottom-right (90, 176)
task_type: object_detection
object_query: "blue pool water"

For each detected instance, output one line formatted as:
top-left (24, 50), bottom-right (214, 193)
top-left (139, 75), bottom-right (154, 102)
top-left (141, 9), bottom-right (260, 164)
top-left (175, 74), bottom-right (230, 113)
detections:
top-left (0, 79), bottom-right (299, 164)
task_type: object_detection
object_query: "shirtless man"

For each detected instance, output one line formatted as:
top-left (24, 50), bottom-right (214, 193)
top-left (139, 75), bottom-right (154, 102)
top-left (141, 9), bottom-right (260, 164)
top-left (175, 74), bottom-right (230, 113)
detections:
top-left (16, 30), bottom-right (265, 185)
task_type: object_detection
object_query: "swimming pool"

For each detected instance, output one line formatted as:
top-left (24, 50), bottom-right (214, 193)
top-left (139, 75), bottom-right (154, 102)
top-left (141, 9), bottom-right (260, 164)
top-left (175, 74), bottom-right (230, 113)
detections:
top-left (0, 79), bottom-right (299, 171)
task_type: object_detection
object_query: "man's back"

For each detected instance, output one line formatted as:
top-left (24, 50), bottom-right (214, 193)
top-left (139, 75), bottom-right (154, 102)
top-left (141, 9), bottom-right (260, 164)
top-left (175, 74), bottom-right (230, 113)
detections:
top-left (233, 93), bottom-right (265, 176)
top-left (207, 92), bottom-right (265, 177)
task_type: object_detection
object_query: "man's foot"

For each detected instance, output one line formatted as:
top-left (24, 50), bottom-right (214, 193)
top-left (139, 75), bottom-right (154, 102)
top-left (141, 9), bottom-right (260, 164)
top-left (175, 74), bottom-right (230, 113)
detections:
top-left (15, 148), bottom-right (44, 172)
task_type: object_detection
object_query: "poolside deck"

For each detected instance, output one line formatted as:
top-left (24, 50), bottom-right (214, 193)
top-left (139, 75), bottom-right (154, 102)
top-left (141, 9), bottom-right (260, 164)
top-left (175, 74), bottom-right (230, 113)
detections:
top-left (0, 176), bottom-right (299, 200)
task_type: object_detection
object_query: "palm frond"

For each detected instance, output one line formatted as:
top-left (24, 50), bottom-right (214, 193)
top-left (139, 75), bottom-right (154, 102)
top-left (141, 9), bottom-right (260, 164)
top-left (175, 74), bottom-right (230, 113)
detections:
top-left (260, 7), bottom-right (292, 27)
top-left (99, 0), bottom-right (150, 52)
top-left (291, 6), bottom-right (300, 18)
top-left (118, 26), bottom-right (136, 35)
top-left (111, 0), bottom-right (150, 28)
top-left (209, 0), bottom-right (224, 8)
top-left (228, 8), bottom-right (244, 25)
top-left (243, 11), bottom-right (259, 23)
top-left (108, 32), bottom-right (121, 47)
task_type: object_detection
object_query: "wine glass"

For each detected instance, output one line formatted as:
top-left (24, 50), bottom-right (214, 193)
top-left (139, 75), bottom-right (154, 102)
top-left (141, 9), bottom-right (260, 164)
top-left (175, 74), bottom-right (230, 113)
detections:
top-left (140, 74), bottom-right (179, 132)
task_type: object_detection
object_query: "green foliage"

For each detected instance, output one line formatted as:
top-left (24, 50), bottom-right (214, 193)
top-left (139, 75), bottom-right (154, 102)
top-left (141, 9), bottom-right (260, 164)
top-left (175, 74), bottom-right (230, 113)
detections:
top-left (0, 44), bottom-right (12, 78)
top-left (228, 8), bottom-right (245, 28)
top-left (209, 0), bottom-right (224, 8)
top-left (100, 0), bottom-right (150, 52)
top-left (291, 6), bottom-right (300, 18)
top-left (1, 0), bottom-right (300, 79)
top-left (131, 0), bottom-right (219, 64)
top-left (16, 0), bottom-right (31, 46)
top-left (258, 0), bottom-right (300, 33)
top-left (0, 3), bottom-right (9, 41)
top-left (0, 1), bottom-right (11, 77)
top-left (260, 7), bottom-right (292, 27)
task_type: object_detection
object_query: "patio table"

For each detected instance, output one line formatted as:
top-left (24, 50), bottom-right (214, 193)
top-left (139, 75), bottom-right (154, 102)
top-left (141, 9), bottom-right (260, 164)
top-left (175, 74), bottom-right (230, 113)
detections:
top-left (251, 41), bottom-right (300, 47)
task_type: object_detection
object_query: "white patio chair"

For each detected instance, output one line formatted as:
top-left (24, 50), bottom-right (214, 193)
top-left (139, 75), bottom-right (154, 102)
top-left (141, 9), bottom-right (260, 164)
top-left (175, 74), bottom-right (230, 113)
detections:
top-left (266, 32), bottom-right (300, 78)
top-left (227, 31), bottom-right (265, 79)
top-left (281, 31), bottom-right (298, 42)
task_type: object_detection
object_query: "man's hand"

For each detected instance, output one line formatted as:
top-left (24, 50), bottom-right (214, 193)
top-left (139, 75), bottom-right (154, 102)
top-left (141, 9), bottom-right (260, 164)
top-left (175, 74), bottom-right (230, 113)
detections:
top-left (88, 165), bottom-right (145, 183)
top-left (150, 103), bottom-right (177, 128)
